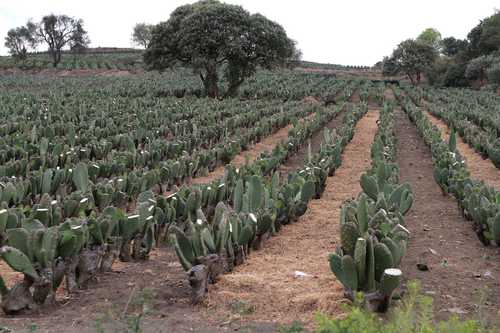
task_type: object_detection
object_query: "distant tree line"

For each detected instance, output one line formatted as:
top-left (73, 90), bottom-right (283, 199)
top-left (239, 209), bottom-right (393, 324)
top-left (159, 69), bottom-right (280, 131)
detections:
top-left (381, 10), bottom-right (500, 88)
top-left (4, 1), bottom-right (298, 99)
top-left (4, 14), bottom-right (90, 67)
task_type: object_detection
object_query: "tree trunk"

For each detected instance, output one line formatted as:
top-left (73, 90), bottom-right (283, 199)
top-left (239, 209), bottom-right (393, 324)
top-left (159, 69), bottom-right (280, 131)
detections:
top-left (51, 49), bottom-right (61, 68)
top-left (224, 78), bottom-right (245, 99)
top-left (201, 65), bottom-right (219, 99)
top-left (407, 72), bottom-right (415, 85)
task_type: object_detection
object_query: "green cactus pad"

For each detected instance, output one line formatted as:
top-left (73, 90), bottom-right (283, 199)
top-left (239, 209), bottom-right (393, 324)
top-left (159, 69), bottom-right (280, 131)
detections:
top-left (492, 213), bottom-right (500, 243)
top-left (354, 238), bottom-right (367, 288)
top-left (238, 223), bottom-right (254, 246)
top-left (365, 236), bottom-right (376, 292)
top-left (374, 243), bottom-right (394, 282)
top-left (6, 228), bottom-right (31, 260)
top-left (300, 181), bottom-right (315, 203)
top-left (0, 246), bottom-right (39, 281)
top-left (360, 174), bottom-right (379, 200)
top-left (72, 163), bottom-right (90, 193)
top-left (340, 222), bottom-right (360, 256)
top-left (357, 196), bottom-right (369, 235)
top-left (341, 255), bottom-right (358, 291)
top-left (381, 237), bottom-right (403, 266)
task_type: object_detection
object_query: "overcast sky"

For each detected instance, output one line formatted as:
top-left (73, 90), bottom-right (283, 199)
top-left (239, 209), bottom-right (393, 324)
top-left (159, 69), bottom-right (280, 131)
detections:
top-left (0, 1), bottom-right (498, 65)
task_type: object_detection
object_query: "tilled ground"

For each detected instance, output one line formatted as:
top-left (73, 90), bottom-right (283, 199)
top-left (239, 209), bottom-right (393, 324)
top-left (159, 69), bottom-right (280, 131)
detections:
top-left (395, 108), bottom-right (500, 322)
top-left (202, 110), bottom-right (379, 330)
top-left (0, 104), bottom-right (351, 333)
top-left (423, 110), bottom-right (500, 190)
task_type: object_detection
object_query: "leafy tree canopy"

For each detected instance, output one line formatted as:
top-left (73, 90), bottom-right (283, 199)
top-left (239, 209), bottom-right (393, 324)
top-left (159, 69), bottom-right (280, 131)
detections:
top-left (144, 0), bottom-right (297, 98)
top-left (70, 20), bottom-right (91, 54)
top-left (465, 55), bottom-right (496, 82)
top-left (467, 11), bottom-right (500, 58)
top-left (417, 28), bottom-right (442, 52)
top-left (132, 23), bottom-right (153, 49)
top-left (441, 37), bottom-right (469, 57)
top-left (4, 25), bottom-right (37, 62)
top-left (384, 39), bottom-right (437, 85)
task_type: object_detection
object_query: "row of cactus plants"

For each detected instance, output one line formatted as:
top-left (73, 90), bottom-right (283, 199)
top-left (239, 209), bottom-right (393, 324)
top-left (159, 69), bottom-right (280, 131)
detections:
top-left (0, 166), bottom-right (165, 313)
top-left (396, 89), bottom-right (500, 247)
top-left (0, 77), bottom-right (369, 313)
top-left (329, 102), bottom-right (414, 312)
top-left (0, 100), bottom-right (350, 313)
top-left (0, 99), bottom-right (311, 181)
top-left (0, 66), bottom-right (357, 101)
top-left (169, 103), bottom-right (369, 302)
top-left (405, 86), bottom-right (500, 169)
top-left (0, 101), bottom-right (320, 217)
top-left (0, 95), bottom-right (279, 160)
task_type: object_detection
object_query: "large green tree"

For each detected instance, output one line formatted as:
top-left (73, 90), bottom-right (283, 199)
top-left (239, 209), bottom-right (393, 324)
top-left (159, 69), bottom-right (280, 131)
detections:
top-left (465, 55), bottom-right (495, 83)
top-left (467, 11), bottom-right (500, 58)
top-left (417, 28), bottom-right (442, 52)
top-left (385, 39), bottom-right (437, 85)
top-left (28, 14), bottom-right (90, 67)
top-left (131, 23), bottom-right (153, 49)
top-left (441, 37), bottom-right (469, 57)
top-left (4, 25), bottom-right (37, 62)
top-left (144, 0), bottom-right (297, 98)
top-left (70, 20), bottom-right (91, 54)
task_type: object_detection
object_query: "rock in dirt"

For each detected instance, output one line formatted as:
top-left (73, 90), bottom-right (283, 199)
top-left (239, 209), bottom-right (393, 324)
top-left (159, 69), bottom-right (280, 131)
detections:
top-left (416, 263), bottom-right (429, 271)
top-left (447, 307), bottom-right (467, 315)
top-left (294, 271), bottom-right (310, 278)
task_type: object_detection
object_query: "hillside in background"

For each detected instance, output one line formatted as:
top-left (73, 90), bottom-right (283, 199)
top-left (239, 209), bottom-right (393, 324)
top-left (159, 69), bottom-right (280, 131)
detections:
top-left (0, 48), bottom-right (377, 74)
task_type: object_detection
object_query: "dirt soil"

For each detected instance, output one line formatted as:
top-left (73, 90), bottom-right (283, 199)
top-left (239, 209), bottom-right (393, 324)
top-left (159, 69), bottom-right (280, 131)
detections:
top-left (394, 108), bottom-right (500, 322)
top-left (0, 248), bottom-right (209, 333)
top-left (349, 89), bottom-right (361, 103)
top-left (424, 111), bottom-right (500, 189)
top-left (202, 110), bottom-right (380, 330)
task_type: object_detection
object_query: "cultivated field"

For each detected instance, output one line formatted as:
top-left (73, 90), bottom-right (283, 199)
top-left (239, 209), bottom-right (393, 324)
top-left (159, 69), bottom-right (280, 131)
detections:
top-left (0, 60), bottom-right (499, 333)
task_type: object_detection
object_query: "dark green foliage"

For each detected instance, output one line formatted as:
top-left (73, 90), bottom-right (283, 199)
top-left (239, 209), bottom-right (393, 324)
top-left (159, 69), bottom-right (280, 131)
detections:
top-left (4, 26), bottom-right (36, 62)
top-left (385, 39), bottom-right (437, 85)
top-left (144, 0), bottom-right (296, 98)
top-left (442, 37), bottom-right (469, 57)
top-left (443, 62), bottom-right (469, 87)
top-left (468, 11), bottom-right (500, 58)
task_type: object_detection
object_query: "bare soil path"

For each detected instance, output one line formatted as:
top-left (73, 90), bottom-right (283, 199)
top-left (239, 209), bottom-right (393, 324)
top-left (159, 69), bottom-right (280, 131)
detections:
top-left (423, 111), bottom-right (500, 189)
top-left (202, 110), bottom-right (380, 330)
top-left (394, 108), bottom-right (500, 322)
top-left (349, 88), bottom-right (360, 103)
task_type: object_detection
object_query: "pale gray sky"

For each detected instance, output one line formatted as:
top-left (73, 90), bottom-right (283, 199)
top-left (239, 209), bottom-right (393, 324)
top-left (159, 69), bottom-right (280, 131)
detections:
top-left (0, 0), bottom-right (498, 66)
